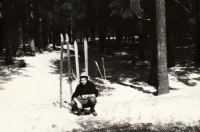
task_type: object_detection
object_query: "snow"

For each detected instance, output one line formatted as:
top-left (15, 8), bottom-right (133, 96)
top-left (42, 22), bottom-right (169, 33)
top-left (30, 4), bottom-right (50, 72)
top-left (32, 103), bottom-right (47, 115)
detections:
top-left (0, 51), bottom-right (200, 132)
top-left (49, 44), bottom-right (74, 51)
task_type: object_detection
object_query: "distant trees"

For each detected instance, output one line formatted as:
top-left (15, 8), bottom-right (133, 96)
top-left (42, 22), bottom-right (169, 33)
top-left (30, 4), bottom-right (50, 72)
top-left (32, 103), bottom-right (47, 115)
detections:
top-left (0, 0), bottom-right (199, 94)
top-left (2, 0), bottom-right (14, 64)
top-left (1, 0), bottom-right (197, 58)
top-left (191, 0), bottom-right (200, 63)
top-left (1, 0), bottom-right (72, 64)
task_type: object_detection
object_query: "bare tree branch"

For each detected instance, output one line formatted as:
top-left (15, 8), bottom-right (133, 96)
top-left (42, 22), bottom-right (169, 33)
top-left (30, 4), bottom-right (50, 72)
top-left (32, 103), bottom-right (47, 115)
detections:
top-left (173, 0), bottom-right (190, 13)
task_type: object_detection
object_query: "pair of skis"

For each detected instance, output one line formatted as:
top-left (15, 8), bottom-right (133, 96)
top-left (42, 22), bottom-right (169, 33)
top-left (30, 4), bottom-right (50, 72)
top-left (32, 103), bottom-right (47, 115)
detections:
top-left (60, 34), bottom-right (88, 108)
top-left (73, 38), bottom-right (88, 81)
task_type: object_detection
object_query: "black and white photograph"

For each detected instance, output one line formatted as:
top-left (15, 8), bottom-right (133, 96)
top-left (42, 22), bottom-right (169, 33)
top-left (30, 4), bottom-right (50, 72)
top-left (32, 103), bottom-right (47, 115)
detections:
top-left (0, 0), bottom-right (200, 131)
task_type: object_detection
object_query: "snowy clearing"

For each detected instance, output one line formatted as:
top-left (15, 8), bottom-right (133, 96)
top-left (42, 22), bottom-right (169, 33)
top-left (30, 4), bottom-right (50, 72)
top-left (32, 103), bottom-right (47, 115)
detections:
top-left (0, 51), bottom-right (200, 132)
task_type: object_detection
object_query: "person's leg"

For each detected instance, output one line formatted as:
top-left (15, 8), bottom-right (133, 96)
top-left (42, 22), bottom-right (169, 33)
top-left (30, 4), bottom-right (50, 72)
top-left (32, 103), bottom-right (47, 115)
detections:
top-left (87, 97), bottom-right (97, 116)
top-left (88, 97), bottom-right (97, 111)
top-left (69, 100), bottom-right (77, 111)
top-left (69, 100), bottom-right (84, 115)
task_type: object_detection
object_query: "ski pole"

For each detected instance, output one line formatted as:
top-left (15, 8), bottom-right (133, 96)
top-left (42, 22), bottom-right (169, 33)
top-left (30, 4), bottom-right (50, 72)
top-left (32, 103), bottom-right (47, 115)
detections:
top-left (102, 58), bottom-right (106, 80)
top-left (95, 61), bottom-right (103, 79)
top-left (71, 69), bottom-right (77, 80)
top-left (102, 58), bottom-right (108, 92)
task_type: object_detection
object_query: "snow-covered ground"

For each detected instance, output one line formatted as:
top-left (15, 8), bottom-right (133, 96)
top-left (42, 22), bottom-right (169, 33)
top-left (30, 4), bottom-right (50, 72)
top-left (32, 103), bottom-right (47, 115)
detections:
top-left (0, 51), bottom-right (200, 132)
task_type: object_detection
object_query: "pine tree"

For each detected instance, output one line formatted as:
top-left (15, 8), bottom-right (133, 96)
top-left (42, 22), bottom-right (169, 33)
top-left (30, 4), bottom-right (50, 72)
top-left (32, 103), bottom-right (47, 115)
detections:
top-left (156, 0), bottom-right (169, 95)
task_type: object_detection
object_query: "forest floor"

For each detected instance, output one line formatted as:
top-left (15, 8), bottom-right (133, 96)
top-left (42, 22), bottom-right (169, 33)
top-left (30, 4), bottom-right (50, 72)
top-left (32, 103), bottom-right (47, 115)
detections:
top-left (0, 41), bottom-right (200, 132)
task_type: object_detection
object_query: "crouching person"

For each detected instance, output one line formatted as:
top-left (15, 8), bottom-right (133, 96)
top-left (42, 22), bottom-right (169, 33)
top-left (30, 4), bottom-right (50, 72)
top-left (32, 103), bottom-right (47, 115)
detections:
top-left (69, 72), bottom-right (99, 116)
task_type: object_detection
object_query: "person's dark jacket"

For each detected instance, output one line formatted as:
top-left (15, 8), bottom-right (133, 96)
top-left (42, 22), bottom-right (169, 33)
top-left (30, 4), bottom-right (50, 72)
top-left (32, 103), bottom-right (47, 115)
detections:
top-left (71, 80), bottom-right (98, 100)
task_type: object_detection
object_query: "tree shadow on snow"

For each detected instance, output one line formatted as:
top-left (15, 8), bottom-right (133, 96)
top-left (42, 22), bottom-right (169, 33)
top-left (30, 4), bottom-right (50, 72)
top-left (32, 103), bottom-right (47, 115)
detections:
top-left (117, 81), bottom-right (155, 94)
top-left (170, 43), bottom-right (200, 86)
top-left (0, 59), bottom-right (32, 85)
top-left (48, 42), bottom-right (200, 97)
top-left (48, 44), bottom-right (156, 97)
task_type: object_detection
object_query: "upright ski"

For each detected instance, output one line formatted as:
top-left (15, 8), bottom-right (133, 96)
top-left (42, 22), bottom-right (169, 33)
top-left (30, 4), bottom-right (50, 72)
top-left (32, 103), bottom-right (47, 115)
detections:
top-left (60, 33), bottom-right (64, 108)
top-left (66, 33), bottom-right (73, 97)
top-left (74, 41), bottom-right (80, 81)
top-left (84, 38), bottom-right (88, 75)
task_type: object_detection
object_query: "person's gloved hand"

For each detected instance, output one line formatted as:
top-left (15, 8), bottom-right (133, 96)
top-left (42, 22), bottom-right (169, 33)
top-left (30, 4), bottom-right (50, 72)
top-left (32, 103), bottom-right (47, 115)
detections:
top-left (81, 95), bottom-right (88, 99)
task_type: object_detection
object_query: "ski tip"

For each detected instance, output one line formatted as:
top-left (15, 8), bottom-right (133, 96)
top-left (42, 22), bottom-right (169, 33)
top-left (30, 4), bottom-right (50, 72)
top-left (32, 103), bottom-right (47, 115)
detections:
top-left (74, 40), bottom-right (77, 45)
top-left (84, 38), bottom-right (87, 43)
top-left (60, 34), bottom-right (64, 42)
top-left (65, 33), bottom-right (69, 42)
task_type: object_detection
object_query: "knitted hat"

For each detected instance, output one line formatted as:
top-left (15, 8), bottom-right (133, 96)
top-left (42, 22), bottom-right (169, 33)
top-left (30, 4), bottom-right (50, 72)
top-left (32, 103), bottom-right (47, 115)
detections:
top-left (80, 72), bottom-right (88, 79)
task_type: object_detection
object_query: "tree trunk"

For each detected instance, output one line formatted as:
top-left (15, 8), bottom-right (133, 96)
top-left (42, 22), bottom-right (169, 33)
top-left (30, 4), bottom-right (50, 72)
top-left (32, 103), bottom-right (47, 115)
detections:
top-left (128, 28), bottom-right (131, 43)
top-left (138, 34), bottom-right (146, 60)
top-left (98, 23), bottom-right (106, 53)
top-left (91, 25), bottom-right (95, 44)
top-left (156, 0), bottom-right (169, 95)
top-left (2, 0), bottom-right (13, 64)
top-left (18, 23), bottom-right (23, 53)
top-left (68, 26), bottom-right (72, 44)
top-left (53, 31), bottom-right (57, 48)
top-left (11, 22), bottom-right (19, 56)
top-left (21, 17), bottom-right (27, 54)
top-left (0, 17), bottom-right (3, 53)
top-left (116, 24), bottom-right (122, 50)
top-left (70, 17), bottom-right (73, 44)
top-left (0, 3), bottom-right (2, 53)
top-left (22, 23), bottom-right (26, 53)
top-left (48, 20), bottom-right (53, 44)
top-left (4, 27), bottom-right (13, 65)
top-left (194, 2), bottom-right (200, 64)
top-left (33, 0), bottom-right (43, 52)
top-left (107, 26), bottom-right (111, 44)
top-left (38, 18), bottom-right (43, 51)
top-left (132, 35), bottom-right (135, 45)
top-left (42, 18), bottom-right (48, 48)
top-left (13, 22), bottom-right (23, 55)
top-left (124, 28), bottom-right (127, 44)
top-left (52, 20), bottom-right (57, 49)
top-left (194, 27), bottom-right (200, 63)
top-left (80, 30), bottom-right (83, 43)
top-left (29, 3), bottom-right (36, 56)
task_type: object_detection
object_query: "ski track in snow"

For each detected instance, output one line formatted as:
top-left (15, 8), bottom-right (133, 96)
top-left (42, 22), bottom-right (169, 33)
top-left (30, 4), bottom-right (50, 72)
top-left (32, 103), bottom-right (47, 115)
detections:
top-left (0, 51), bottom-right (200, 132)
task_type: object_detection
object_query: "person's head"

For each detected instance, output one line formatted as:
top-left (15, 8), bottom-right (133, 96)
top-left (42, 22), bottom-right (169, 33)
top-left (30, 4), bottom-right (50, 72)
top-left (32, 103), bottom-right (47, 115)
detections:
top-left (80, 72), bottom-right (88, 85)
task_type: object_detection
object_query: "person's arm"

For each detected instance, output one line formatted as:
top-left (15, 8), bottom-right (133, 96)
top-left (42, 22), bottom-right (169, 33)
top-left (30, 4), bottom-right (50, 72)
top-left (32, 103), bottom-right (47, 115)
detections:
top-left (73, 97), bottom-right (82, 109)
top-left (81, 94), bottom-right (95, 99)
top-left (71, 85), bottom-right (80, 100)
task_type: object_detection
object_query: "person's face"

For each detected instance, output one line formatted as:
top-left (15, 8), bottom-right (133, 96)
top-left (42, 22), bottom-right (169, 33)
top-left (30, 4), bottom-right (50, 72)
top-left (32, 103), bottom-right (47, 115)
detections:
top-left (80, 78), bottom-right (87, 85)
